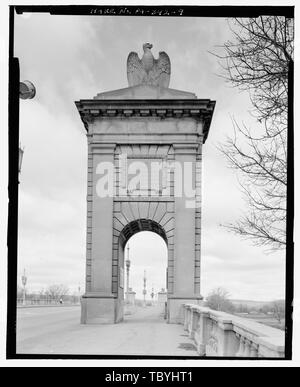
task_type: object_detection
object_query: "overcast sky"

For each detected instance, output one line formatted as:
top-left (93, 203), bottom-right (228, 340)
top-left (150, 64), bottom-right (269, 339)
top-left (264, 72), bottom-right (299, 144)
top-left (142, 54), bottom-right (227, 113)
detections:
top-left (15, 13), bottom-right (286, 301)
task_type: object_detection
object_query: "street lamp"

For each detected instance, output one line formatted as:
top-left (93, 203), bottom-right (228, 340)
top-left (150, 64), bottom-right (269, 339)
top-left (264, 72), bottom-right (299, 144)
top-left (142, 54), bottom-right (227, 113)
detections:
top-left (78, 285), bottom-right (81, 304)
top-left (18, 79), bottom-right (35, 180)
top-left (19, 80), bottom-right (36, 100)
top-left (15, 80), bottom-right (35, 307)
top-left (143, 270), bottom-right (147, 307)
top-left (125, 244), bottom-right (131, 303)
top-left (21, 269), bottom-right (27, 306)
top-left (151, 287), bottom-right (155, 305)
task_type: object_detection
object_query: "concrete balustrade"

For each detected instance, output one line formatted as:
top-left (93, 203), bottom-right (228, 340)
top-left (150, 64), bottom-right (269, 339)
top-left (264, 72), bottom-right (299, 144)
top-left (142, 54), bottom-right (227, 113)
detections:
top-left (182, 304), bottom-right (284, 358)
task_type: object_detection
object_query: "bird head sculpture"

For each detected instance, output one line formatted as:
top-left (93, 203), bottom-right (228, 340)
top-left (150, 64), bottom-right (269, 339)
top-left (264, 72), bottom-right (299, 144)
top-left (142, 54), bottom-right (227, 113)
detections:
top-left (143, 43), bottom-right (153, 51)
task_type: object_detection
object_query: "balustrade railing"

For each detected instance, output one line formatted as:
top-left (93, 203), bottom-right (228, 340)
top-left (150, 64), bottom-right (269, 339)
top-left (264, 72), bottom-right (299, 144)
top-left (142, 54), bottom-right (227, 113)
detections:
top-left (182, 304), bottom-right (284, 358)
top-left (17, 298), bottom-right (80, 306)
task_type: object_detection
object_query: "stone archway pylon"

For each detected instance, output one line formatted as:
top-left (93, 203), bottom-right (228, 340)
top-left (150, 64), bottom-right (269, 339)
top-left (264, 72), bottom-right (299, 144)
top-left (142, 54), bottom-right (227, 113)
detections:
top-left (76, 66), bottom-right (215, 325)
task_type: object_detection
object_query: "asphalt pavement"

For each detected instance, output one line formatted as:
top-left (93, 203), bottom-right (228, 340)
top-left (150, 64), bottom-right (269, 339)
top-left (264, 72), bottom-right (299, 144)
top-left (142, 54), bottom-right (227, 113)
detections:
top-left (16, 304), bottom-right (198, 356)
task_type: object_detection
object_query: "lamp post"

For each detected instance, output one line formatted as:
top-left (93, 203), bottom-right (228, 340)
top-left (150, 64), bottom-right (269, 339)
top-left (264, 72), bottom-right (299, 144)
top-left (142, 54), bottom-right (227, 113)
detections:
top-left (78, 285), bottom-right (81, 304)
top-left (151, 287), bottom-right (155, 305)
top-left (18, 80), bottom-right (35, 306)
top-left (125, 244), bottom-right (131, 303)
top-left (21, 269), bottom-right (27, 306)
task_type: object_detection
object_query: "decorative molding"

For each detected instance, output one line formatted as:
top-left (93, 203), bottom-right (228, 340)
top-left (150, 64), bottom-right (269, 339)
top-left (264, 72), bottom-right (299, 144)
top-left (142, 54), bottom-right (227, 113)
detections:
top-left (75, 99), bottom-right (215, 143)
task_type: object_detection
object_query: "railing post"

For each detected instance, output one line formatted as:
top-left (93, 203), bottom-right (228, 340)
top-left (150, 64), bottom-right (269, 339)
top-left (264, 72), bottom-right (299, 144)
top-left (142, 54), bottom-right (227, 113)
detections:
top-left (236, 334), bottom-right (245, 357)
top-left (217, 320), bottom-right (237, 357)
top-left (250, 342), bottom-right (258, 357)
top-left (187, 306), bottom-right (193, 335)
top-left (188, 307), bottom-right (199, 339)
top-left (184, 305), bottom-right (192, 333)
top-left (183, 304), bottom-right (189, 331)
top-left (195, 310), bottom-right (209, 356)
top-left (244, 339), bottom-right (251, 357)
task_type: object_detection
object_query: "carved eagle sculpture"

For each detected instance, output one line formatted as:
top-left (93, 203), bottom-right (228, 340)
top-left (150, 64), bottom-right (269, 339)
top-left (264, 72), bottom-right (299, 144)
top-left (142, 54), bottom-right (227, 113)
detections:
top-left (127, 43), bottom-right (171, 88)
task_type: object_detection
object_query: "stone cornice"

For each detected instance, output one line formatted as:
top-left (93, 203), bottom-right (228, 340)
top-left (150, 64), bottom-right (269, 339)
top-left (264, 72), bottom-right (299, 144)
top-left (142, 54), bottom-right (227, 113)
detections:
top-left (75, 98), bottom-right (215, 143)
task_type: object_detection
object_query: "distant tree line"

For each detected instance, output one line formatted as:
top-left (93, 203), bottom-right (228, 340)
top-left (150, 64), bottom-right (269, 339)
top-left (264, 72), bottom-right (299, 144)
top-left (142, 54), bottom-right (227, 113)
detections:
top-left (17, 284), bottom-right (81, 305)
top-left (205, 287), bottom-right (285, 323)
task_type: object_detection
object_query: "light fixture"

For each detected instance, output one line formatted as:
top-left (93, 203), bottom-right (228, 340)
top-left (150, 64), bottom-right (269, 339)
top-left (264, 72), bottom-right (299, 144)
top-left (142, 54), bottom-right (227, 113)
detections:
top-left (19, 80), bottom-right (36, 100)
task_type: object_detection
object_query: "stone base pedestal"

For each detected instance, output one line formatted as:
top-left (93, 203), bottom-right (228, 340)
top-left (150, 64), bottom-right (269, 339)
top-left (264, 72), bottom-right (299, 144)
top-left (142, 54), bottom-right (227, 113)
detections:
top-left (126, 289), bottom-right (136, 305)
top-left (81, 295), bottom-right (122, 324)
top-left (168, 297), bottom-right (204, 324)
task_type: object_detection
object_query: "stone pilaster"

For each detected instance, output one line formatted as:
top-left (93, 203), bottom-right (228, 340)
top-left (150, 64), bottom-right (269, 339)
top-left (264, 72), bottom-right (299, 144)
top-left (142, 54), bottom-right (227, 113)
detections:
top-left (81, 143), bottom-right (117, 324)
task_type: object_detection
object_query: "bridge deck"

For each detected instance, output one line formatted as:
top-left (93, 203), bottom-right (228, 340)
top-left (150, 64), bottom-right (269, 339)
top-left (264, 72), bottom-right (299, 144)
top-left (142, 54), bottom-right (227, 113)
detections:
top-left (17, 304), bottom-right (198, 356)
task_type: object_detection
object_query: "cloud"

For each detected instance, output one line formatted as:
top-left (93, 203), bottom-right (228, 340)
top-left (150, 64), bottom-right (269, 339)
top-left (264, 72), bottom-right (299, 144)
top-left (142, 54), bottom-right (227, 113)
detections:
top-left (18, 189), bottom-right (86, 291)
top-left (19, 101), bottom-right (87, 197)
top-left (201, 230), bottom-right (285, 301)
top-left (15, 14), bottom-right (102, 112)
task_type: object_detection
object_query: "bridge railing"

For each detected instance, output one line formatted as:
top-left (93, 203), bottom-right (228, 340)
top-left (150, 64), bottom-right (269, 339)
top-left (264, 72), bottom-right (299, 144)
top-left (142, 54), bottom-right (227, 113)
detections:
top-left (17, 298), bottom-right (80, 306)
top-left (182, 304), bottom-right (284, 358)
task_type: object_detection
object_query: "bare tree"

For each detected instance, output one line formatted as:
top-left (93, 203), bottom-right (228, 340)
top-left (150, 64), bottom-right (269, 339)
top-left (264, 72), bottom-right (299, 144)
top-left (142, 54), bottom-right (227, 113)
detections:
top-left (206, 287), bottom-right (235, 313)
top-left (38, 288), bottom-right (45, 296)
top-left (45, 284), bottom-right (69, 301)
top-left (271, 300), bottom-right (285, 324)
top-left (214, 16), bottom-right (293, 251)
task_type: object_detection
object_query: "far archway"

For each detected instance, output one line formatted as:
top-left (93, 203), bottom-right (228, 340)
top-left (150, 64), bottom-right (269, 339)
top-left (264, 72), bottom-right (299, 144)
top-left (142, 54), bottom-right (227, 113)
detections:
top-left (115, 219), bottom-right (170, 323)
top-left (122, 230), bottom-right (168, 322)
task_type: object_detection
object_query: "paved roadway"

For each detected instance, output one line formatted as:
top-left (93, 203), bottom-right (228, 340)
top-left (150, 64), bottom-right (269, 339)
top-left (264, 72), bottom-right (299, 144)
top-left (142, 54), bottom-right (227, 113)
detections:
top-left (17, 304), bottom-right (198, 356)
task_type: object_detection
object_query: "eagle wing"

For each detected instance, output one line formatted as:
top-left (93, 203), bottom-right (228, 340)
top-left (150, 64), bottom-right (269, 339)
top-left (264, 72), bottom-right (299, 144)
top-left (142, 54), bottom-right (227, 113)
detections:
top-left (127, 52), bottom-right (146, 87)
top-left (152, 51), bottom-right (171, 88)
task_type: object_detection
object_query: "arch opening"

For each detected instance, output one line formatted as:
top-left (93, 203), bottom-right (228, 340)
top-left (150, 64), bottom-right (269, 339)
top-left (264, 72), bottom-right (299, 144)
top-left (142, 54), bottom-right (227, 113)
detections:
top-left (116, 219), bottom-right (169, 323)
top-left (123, 230), bottom-right (168, 322)
top-left (119, 219), bottom-right (168, 248)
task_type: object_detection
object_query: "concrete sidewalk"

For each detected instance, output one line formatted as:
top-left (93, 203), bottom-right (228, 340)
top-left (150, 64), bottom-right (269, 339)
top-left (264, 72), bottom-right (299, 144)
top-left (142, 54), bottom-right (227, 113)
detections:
top-left (17, 304), bottom-right (198, 356)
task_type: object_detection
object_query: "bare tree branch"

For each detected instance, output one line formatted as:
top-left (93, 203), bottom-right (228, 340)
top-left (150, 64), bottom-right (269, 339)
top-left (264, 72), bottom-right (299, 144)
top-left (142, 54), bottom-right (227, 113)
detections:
top-left (213, 16), bottom-right (293, 251)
